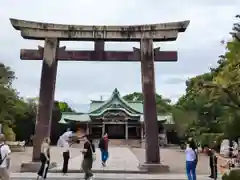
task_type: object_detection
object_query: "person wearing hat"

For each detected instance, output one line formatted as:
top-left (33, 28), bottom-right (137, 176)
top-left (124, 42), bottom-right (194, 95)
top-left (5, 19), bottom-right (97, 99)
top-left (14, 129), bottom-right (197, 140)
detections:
top-left (0, 134), bottom-right (11, 180)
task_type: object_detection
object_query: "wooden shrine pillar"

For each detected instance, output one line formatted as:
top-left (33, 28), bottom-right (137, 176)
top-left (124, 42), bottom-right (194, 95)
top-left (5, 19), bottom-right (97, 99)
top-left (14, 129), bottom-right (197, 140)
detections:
top-left (140, 39), bottom-right (160, 164)
top-left (32, 38), bottom-right (59, 161)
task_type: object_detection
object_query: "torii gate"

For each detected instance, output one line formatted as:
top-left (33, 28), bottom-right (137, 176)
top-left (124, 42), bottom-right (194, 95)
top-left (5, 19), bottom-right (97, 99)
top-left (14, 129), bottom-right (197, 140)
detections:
top-left (10, 18), bottom-right (189, 168)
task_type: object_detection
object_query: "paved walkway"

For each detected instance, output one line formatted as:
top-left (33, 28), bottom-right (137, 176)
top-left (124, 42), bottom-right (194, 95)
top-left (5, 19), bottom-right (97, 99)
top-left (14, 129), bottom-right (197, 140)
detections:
top-left (11, 173), bottom-right (221, 180)
top-left (131, 147), bottom-right (211, 174)
top-left (11, 146), bottom-right (219, 174)
top-left (51, 147), bottom-right (140, 172)
top-left (10, 147), bottom-right (82, 172)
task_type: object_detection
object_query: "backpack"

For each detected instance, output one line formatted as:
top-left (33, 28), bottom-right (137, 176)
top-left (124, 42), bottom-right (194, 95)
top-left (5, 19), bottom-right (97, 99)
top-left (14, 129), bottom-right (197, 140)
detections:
top-left (98, 138), bottom-right (104, 149)
top-left (0, 144), bottom-right (7, 165)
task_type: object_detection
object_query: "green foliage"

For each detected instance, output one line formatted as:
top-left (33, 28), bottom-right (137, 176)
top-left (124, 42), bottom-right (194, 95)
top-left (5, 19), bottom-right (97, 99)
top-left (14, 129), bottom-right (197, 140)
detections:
top-left (123, 92), bottom-right (172, 114)
top-left (57, 101), bottom-right (75, 112)
top-left (175, 15), bottom-right (240, 142)
top-left (170, 107), bottom-right (197, 138)
top-left (0, 62), bottom-right (76, 142)
top-left (196, 133), bottom-right (224, 147)
top-left (3, 125), bottom-right (15, 141)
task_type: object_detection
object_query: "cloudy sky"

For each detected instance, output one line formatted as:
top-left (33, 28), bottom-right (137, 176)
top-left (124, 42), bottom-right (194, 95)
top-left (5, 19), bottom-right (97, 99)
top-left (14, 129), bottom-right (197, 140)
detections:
top-left (0, 0), bottom-right (239, 112)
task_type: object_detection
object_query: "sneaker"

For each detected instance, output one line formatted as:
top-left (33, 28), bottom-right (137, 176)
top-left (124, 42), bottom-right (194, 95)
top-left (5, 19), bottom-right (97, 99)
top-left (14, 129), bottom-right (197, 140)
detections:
top-left (102, 162), bottom-right (106, 167)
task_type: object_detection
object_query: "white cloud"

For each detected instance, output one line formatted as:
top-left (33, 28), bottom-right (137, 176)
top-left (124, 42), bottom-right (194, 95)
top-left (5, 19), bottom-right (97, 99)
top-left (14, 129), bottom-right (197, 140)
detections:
top-left (0, 0), bottom-right (239, 111)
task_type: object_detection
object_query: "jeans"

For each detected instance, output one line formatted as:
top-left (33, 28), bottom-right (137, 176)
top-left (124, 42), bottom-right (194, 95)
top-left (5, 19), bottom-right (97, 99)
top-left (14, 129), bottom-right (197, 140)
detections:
top-left (101, 150), bottom-right (109, 162)
top-left (186, 161), bottom-right (196, 180)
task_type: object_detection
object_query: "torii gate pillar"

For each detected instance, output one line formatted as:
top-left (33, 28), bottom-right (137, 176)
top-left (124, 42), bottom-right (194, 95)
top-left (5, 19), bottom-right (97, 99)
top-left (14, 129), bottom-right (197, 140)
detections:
top-left (140, 39), bottom-right (159, 164)
top-left (32, 38), bottom-right (59, 161)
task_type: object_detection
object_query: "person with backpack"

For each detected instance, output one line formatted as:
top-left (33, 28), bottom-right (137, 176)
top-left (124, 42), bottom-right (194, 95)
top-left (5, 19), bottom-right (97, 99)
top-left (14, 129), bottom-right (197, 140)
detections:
top-left (0, 134), bottom-right (11, 180)
top-left (81, 134), bottom-right (96, 180)
top-left (98, 132), bottom-right (109, 167)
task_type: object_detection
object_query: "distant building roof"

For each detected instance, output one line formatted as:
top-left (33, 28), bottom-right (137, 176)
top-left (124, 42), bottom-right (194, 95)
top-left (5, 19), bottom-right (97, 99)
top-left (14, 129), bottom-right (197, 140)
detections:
top-left (59, 88), bottom-right (174, 124)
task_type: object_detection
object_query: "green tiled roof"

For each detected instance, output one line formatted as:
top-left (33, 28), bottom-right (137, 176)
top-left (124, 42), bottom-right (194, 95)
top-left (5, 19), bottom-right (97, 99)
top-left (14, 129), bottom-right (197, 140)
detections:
top-left (59, 113), bottom-right (91, 123)
top-left (59, 113), bottom-right (174, 124)
top-left (89, 88), bottom-right (142, 114)
top-left (139, 114), bottom-right (175, 124)
top-left (89, 107), bottom-right (140, 117)
top-left (58, 118), bottom-right (68, 124)
top-left (89, 101), bottom-right (104, 112)
top-left (58, 89), bottom-right (174, 125)
top-left (128, 102), bottom-right (143, 113)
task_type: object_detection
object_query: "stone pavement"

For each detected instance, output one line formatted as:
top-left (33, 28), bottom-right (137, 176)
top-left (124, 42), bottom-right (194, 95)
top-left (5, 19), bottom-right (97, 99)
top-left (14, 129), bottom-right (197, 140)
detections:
top-left (50, 147), bottom-right (140, 173)
top-left (11, 146), bottom-right (213, 174)
top-left (10, 147), bottom-right (83, 172)
top-left (10, 173), bottom-right (222, 180)
top-left (131, 147), bottom-right (211, 174)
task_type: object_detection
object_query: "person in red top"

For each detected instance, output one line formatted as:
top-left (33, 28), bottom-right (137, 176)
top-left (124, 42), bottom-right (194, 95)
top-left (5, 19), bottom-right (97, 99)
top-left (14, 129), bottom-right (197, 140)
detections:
top-left (98, 132), bottom-right (109, 166)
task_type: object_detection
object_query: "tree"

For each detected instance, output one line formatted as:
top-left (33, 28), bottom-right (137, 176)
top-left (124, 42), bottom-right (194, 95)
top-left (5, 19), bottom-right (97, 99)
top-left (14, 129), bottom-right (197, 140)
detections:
top-left (123, 92), bottom-right (172, 114)
top-left (175, 15), bottom-right (240, 141)
top-left (0, 63), bottom-right (18, 125)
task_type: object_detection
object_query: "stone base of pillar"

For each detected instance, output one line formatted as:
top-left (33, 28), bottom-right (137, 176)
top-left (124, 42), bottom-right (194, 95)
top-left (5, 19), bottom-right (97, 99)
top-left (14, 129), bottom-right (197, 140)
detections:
top-left (20, 161), bottom-right (57, 172)
top-left (138, 163), bottom-right (169, 173)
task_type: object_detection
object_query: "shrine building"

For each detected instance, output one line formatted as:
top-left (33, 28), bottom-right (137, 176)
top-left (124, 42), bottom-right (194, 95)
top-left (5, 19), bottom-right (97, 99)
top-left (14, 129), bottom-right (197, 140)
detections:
top-left (59, 88), bottom-right (175, 140)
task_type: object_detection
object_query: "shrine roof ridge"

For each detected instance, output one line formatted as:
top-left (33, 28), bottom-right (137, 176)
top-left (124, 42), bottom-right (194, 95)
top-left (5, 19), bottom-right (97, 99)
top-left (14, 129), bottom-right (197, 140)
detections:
top-left (9, 18), bottom-right (190, 41)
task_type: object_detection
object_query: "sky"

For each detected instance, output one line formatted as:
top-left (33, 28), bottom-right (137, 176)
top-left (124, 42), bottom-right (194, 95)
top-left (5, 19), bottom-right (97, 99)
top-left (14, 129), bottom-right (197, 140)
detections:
top-left (0, 0), bottom-right (239, 112)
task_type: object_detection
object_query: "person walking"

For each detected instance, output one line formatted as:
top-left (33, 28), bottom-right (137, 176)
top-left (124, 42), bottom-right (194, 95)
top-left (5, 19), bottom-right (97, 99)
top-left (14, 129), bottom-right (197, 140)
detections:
top-left (81, 134), bottom-right (96, 180)
top-left (0, 134), bottom-right (11, 180)
top-left (98, 132), bottom-right (109, 166)
top-left (37, 137), bottom-right (51, 180)
top-left (185, 140), bottom-right (197, 180)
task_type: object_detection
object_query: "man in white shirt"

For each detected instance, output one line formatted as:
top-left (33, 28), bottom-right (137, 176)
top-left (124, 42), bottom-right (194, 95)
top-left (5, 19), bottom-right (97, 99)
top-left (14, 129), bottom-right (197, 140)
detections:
top-left (57, 129), bottom-right (73, 174)
top-left (57, 128), bottom-right (84, 174)
top-left (57, 128), bottom-right (85, 147)
top-left (0, 134), bottom-right (11, 180)
top-left (57, 129), bottom-right (73, 148)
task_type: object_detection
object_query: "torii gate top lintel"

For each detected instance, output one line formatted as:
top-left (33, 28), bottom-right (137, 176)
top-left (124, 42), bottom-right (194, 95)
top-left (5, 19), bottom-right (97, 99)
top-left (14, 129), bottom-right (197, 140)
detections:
top-left (10, 18), bottom-right (190, 41)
